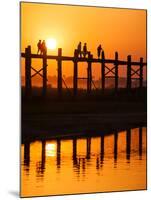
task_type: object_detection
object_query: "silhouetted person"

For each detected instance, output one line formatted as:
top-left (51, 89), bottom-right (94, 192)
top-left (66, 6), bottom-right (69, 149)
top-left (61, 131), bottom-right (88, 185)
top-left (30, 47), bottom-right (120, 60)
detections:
top-left (77, 42), bottom-right (82, 58)
top-left (37, 40), bottom-right (42, 54)
top-left (41, 40), bottom-right (47, 54)
top-left (97, 44), bottom-right (102, 58)
top-left (83, 43), bottom-right (87, 58)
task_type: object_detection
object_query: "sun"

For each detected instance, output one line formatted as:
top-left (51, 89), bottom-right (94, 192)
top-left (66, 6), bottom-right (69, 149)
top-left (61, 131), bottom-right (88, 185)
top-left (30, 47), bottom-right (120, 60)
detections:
top-left (46, 38), bottom-right (57, 50)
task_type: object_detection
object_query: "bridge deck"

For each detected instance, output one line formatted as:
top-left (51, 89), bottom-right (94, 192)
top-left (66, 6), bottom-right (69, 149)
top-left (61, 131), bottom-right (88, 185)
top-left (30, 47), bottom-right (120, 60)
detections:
top-left (21, 53), bottom-right (147, 66)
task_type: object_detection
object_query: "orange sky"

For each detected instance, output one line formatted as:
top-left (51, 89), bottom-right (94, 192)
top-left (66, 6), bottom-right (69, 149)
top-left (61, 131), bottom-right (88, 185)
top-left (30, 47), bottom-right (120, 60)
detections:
top-left (21, 2), bottom-right (146, 83)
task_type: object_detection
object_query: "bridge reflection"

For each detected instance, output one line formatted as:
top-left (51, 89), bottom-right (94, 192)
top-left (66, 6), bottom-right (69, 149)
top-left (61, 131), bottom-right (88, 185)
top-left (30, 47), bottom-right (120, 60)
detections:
top-left (23, 142), bottom-right (30, 173)
top-left (23, 127), bottom-right (145, 176)
top-left (35, 141), bottom-right (46, 178)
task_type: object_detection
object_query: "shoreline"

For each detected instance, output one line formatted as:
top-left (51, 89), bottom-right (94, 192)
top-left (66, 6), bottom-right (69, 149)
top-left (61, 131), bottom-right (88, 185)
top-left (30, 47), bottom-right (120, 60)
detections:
top-left (22, 112), bottom-right (146, 143)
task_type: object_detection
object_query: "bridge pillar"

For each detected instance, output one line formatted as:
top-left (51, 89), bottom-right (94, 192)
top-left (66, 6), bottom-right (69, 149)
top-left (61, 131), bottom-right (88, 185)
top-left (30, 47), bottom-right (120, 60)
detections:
top-left (73, 50), bottom-right (78, 96)
top-left (25, 45), bottom-right (32, 96)
top-left (57, 48), bottom-right (62, 97)
top-left (101, 51), bottom-right (105, 91)
top-left (115, 52), bottom-right (119, 91)
top-left (42, 51), bottom-right (47, 96)
top-left (139, 57), bottom-right (143, 88)
top-left (127, 55), bottom-right (132, 90)
top-left (87, 53), bottom-right (93, 93)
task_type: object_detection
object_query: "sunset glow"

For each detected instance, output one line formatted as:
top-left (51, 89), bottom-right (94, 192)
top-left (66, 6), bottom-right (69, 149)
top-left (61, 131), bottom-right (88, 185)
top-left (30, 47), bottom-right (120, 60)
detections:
top-left (21, 3), bottom-right (146, 84)
top-left (46, 38), bottom-right (57, 50)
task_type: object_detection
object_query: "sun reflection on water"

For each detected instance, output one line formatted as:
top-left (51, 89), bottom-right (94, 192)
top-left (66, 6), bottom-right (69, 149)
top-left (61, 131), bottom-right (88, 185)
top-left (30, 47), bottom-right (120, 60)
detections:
top-left (46, 143), bottom-right (56, 157)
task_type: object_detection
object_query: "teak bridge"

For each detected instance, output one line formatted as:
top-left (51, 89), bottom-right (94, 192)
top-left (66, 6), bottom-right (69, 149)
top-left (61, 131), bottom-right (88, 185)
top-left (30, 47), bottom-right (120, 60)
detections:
top-left (21, 45), bottom-right (147, 96)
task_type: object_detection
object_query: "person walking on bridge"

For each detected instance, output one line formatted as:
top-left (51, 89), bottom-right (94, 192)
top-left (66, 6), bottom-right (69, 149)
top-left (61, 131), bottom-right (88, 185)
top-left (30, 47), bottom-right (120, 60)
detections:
top-left (41, 40), bottom-right (47, 55)
top-left (37, 40), bottom-right (42, 54)
top-left (77, 42), bottom-right (82, 58)
top-left (83, 43), bottom-right (87, 58)
top-left (97, 44), bottom-right (102, 58)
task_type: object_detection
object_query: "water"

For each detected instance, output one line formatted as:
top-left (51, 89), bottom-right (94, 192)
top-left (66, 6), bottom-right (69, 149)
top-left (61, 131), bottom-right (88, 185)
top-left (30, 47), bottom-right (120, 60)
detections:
top-left (21, 127), bottom-right (146, 197)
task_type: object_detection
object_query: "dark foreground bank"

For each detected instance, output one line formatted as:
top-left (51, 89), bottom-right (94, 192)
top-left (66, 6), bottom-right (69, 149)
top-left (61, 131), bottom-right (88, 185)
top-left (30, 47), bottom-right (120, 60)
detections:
top-left (21, 88), bottom-right (147, 143)
top-left (22, 104), bottom-right (146, 143)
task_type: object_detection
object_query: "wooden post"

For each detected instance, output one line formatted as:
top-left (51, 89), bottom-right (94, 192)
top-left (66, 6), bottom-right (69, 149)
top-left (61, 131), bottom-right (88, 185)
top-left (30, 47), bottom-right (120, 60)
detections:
top-left (139, 57), bottom-right (143, 88)
top-left (101, 51), bottom-right (105, 91)
top-left (87, 53), bottom-right (92, 93)
top-left (25, 45), bottom-right (32, 96)
top-left (89, 55), bottom-right (93, 92)
top-left (42, 50), bottom-right (47, 96)
top-left (127, 55), bottom-right (131, 90)
top-left (115, 52), bottom-right (118, 91)
top-left (57, 48), bottom-right (62, 97)
top-left (73, 49), bottom-right (78, 96)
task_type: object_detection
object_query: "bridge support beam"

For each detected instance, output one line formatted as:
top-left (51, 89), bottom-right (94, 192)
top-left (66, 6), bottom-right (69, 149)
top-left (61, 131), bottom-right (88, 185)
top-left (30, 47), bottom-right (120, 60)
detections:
top-left (101, 51), bottom-right (105, 91)
top-left (73, 50), bottom-right (78, 96)
top-left (127, 55), bottom-right (132, 90)
top-left (115, 52), bottom-right (119, 91)
top-left (87, 53), bottom-right (93, 93)
top-left (57, 48), bottom-right (62, 97)
top-left (25, 45), bottom-right (32, 96)
top-left (139, 57), bottom-right (143, 88)
top-left (42, 51), bottom-right (47, 96)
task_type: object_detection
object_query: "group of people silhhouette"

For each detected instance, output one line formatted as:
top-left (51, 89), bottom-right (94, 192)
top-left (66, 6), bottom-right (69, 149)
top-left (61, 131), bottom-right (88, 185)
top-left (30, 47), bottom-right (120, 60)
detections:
top-left (37, 40), bottom-right (47, 54)
top-left (37, 40), bottom-right (103, 58)
top-left (77, 42), bottom-right (103, 58)
top-left (77, 42), bottom-right (88, 58)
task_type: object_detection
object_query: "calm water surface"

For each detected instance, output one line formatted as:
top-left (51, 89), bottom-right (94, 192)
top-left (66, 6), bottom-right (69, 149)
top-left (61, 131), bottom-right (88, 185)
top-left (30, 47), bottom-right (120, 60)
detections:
top-left (21, 127), bottom-right (146, 197)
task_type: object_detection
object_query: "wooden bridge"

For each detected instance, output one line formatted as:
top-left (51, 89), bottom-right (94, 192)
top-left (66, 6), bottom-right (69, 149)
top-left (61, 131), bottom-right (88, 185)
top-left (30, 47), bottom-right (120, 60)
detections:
top-left (21, 45), bottom-right (147, 97)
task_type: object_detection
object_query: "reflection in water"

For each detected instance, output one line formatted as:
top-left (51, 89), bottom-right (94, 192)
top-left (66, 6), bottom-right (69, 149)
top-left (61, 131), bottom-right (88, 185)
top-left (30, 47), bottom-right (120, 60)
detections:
top-left (114, 132), bottom-right (118, 167)
top-left (23, 142), bottom-right (30, 174)
top-left (46, 143), bottom-right (56, 157)
top-left (73, 138), bottom-right (77, 165)
top-left (86, 138), bottom-right (91, 159)
top-left (126, 129), bottom-right (131, 161)
top-left (56, 139), bottom-right (61, 169)
top-left (100, 135), bottom-right (104, 167)
top-left (21, 127), bottom-right (146, 197)
top-left (139, 127), bottom-right (142, 158)
top-left (36, 141), bottom-right (46, 178)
